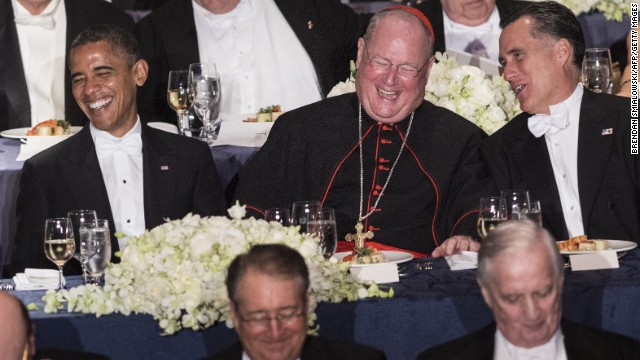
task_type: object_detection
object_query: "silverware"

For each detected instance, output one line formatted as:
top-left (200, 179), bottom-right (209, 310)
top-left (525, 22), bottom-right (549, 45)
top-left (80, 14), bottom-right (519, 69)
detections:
top-left (0, 282), bottom-right (14, 291)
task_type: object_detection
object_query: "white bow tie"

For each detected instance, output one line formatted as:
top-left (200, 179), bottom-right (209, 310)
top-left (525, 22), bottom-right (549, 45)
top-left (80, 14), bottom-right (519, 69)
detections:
top-left (14, 12), bottom-right (55, 29)
top-left (95, 134), bottom-right (142, 157)
top-left (528, 109), bottom-right (570, 138)
top-left (207, 1), bottom-right (252, 40)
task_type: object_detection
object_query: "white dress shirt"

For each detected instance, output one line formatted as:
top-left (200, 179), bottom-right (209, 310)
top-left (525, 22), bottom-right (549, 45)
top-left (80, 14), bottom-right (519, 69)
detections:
top-left (541, 84), bottom-right (585, 237)
top-left (192, 0), bottom-right (321, 116)
top-left (90, 119), bottom-right (146, 249)
top-left (13, 0), bottom-right (67, 126)
top-left (443, 7), bottom-right (501, 63)
top-left (494, 328), bottom-right (567, 360)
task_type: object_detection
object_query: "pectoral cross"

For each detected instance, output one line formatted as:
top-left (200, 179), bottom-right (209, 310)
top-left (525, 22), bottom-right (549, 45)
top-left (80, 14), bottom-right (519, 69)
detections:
top-left (345, 222), bottom-right (374, 250)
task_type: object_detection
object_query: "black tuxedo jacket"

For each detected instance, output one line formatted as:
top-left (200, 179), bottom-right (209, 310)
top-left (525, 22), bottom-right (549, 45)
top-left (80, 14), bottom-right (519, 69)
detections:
top-left (9, 124), bottom-right (227, 276)
top-left (0, 0), bottom-right (133, 131)
top-left (201, 335), bottom-right (386, 360)
top-left (417, 320), bottom-right (640, 359)
top-left (414, 0), bottom-right (522, 55)
top-left (134, 0), bottom-right (364, 124)
top-left (481, 91), bottom-right (640, 243)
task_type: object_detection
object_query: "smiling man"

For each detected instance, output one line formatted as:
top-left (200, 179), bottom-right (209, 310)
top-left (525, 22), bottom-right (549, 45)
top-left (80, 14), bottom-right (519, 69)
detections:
top-left (418, 221), bottom-right (640, 359)
top-left (480, 1), bottom-right (640, 245)
top-left (9, 24), bottom-right (227, 276)
top-left (234, 7), bottom-right (493, 257)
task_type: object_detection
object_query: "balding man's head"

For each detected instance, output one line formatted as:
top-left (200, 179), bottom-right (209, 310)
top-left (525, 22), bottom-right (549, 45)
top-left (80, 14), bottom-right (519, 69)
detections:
top-left (0, 292), bottom-right (35, 360)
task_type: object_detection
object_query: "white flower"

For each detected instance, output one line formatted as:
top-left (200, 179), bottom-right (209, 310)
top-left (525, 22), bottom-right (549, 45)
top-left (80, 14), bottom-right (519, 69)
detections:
top-left (43, 207), bottom-right (391, 335)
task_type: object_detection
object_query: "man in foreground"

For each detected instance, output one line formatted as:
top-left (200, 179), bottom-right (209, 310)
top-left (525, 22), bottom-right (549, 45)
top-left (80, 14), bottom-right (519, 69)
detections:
top-left (235, 7), bottom-right (492, 257)
top-left (9, 24), bottom-right (227, 276)
top-left (202, 244), bottom-right (386, 360)
top-left (418, 220), bottom-right (640, 359)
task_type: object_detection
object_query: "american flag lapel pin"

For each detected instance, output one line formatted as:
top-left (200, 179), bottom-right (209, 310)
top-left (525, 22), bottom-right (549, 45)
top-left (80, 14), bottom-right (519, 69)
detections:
top-left (307, 20), bottom-right (314, 30)
top-left (161, 165), bottom-right (169, 171)
top-left (601, 128), bottom-right (613, 136)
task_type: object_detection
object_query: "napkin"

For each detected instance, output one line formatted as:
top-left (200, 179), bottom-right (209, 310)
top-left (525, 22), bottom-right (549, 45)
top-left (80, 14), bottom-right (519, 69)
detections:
top-left (16, 136), bottom-right (71, 161)
top-left (214, 115), bottom-right (273, 147)
top-left (13, 268), bottom-right (64, 290)
top-left (445, 251), bottom-right (478, 271)
top-left (147, 122), bottom-right (179, 134)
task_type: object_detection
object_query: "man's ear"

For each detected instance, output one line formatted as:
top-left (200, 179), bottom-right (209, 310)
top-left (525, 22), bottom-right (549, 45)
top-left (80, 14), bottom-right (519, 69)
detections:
top-left (554, 38), bottom-right (573, 67)
top-left (133, 59), bottom-right (149, 86)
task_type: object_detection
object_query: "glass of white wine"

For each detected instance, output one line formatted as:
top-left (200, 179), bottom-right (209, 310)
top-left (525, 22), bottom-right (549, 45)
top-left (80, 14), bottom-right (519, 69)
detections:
top-left (167, 70), bottom-right (196, 136)
top-left (44, 218), bottom-right (75, 290)
top-left (477, 197), bottom-right (507, 239)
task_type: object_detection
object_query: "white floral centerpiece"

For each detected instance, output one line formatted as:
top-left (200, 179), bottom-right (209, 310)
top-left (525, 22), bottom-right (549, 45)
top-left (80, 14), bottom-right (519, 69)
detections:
top-left (529, 0), bottom-right (632, 22)
top-left (328, 53), bottom-right (521, 135)
top-left (42, 203), bottom-right (392, 335)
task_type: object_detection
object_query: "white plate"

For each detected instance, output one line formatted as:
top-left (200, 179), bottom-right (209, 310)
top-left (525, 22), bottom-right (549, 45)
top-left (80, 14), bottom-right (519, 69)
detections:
top-left (558, 239), bottom-right (637, 255)
top-left (0, 126), bottom-right (82, 139)
top-left (333, 250), bottom-right (413, 267)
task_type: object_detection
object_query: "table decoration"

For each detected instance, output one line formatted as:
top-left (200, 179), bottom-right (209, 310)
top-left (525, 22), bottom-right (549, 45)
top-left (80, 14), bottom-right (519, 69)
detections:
top-left (529, 0), bottom-right (631, 22)
top-left (42, 203), bottom-right (392, 335)
top-left (328, 53), bottom-right (521, 135)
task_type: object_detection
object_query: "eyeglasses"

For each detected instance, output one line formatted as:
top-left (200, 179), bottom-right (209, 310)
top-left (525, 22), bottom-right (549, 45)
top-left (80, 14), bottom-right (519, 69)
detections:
top-left (236, 307), bottom-right (305, 329)
top-left (364, 44), bottom-right (428, 79)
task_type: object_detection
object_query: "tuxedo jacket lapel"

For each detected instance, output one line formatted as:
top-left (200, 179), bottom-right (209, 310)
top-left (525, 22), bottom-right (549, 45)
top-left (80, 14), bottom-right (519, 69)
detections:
top-left (141, 127), bottom-right (178, 228)
top-left (577, 91), bottom-right (617, 232)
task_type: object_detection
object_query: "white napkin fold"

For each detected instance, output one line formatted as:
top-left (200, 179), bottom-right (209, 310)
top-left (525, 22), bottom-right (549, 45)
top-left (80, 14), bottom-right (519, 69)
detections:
top-left (445, 251), bottom-right (479, 271)
top-left (147, 122), bottom-right (179, 134)
top-left (16, 136), bottom-right (70, 161)
top-left (13, 268), bottom-right (64, 290)
top-left (214, 117), bottom-right (273, 147)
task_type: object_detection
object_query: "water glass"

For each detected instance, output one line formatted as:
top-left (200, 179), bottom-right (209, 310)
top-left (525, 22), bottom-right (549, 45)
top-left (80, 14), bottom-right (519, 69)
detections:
top-left (582, 48), bottom-right (612, 94)
top-left (477, 197), bottom-right (507, 239)
top-left (84, 219), bottom-right (112, 285)
top-left (520, 200), bottom-right (542, 227)
top-left (44, 218), bottom-right (75, 290)
top-left (189, 62), bottom-right (221, 144)
top-left (68, 210), bottom-right (98, 283)
top-left (291, 201), bottom-right (321, 234)
top-left (500, 190), bottom-right (530, 220)
top-left (264, 208), bottom-right (291, 226)
top-left (307, 208), bottom-right (338, 258)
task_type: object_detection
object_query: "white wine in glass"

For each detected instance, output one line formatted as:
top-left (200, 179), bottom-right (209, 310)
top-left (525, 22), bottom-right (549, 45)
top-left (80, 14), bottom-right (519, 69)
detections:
top-left (44, 218), bottom-right (75, 290)
top-left (477, 197), bottom-right (507, 239)
top-left (167, 70), bottom-right (195, 136)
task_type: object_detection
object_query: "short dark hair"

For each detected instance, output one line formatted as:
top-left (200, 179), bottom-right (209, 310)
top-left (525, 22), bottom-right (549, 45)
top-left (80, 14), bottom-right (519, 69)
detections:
top-left (500, 1), bottom-right (585, 69)
top-left (477, 220), bottom-right (564, 288)
top-left (70, 24), bottom-right (141, 67)
top-left (226, 244), bottom-right (309, 305)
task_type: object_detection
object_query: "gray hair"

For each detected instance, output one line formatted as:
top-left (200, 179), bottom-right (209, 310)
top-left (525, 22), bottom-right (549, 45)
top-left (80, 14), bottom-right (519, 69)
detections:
top-left (477, 220), bottom-right (564, 288)
top-left (363, 9), bottom-right (433, 57)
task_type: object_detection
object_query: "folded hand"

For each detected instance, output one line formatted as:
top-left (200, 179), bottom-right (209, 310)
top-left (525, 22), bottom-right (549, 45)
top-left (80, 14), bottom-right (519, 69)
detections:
top-left (431, 235), bottom-right (480, 258)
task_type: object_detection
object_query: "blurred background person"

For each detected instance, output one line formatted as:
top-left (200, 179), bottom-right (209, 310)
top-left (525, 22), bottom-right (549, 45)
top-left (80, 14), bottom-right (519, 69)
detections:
top-left (418, 221), bottom-right (640, 359)
top-left (0, 0), bottom-right (133, 131)
top-left (202, 243), bottom-right (386, 360)
top-left (135, 0), bottom-right (367, 124)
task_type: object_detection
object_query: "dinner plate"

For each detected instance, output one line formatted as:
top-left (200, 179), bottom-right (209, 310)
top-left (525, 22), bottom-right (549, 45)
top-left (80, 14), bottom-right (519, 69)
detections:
top-left (558, 239), bottom-right (637, 255)
top-left (0, 126), bottom-right (82, 139)
top-left (332, 250), bottom-right (413, 267)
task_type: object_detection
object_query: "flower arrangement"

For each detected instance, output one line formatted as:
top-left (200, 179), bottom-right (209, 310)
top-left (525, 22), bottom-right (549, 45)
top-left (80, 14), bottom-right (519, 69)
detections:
top-left (328, 53), bottom-right (521, 135)
top-left (529, 0), bottom-right (631, 22)
top-left (42, 204), bottom-right (392, 335)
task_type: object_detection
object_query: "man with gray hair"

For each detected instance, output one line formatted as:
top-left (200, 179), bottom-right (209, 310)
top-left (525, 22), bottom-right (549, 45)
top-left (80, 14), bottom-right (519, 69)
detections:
top-left (418, 221), bottom-right (640, 359)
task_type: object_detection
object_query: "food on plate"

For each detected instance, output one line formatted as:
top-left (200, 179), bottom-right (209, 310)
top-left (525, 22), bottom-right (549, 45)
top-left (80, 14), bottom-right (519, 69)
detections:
top-left (342, 246), bottom-right (386, 264)
top-left (556, 235), bottom-right (608, 252)
top-left (243, 105), bottom-right (283, 122)
top-left (27, 119), bottom-right (71, 136)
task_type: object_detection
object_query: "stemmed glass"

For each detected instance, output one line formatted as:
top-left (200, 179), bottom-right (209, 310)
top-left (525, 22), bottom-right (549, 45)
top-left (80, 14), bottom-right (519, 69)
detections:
top-left (189, 62), bottom-right (221, 145)
top-left (44, 218), bottom-right (75, 290)
top-left (477, 197), bottom-right (507, 239)
top-left (500, 190), bottom-right (530, 220)
top-left (264, 208), bottom-right (291, 226)
top-left (291, 200), bottom-right (321, 234)
top-left (582, 48), bottom-right (612, 94)
top-left (307, 208), bottom-right (338, 258)
top-left (84, 219), bottom-right (112, 285)
top-left (167, 70), bottom-right (197, 136)
top-left (68, 210), bottom-right (98, 284)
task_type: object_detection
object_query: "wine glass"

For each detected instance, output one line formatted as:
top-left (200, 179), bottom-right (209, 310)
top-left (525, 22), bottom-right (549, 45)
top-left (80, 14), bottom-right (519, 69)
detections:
top-left (582, 48), bottom-right (612, 94)
top-left (291, 200), bottom-right (321, 234)
top-left (84, 219), bottom-right (112, 285)
top-left (44, 218), bottom-right (75, 290)
top-left (68, 210), bottom-right (98, 284)
top-left (264, 208), bottom-right (291, 226)
top-left (500, 190), bottom-right (530, 220)
top-left (167, 70), bottom-right (198, 137)
top-left (307, 207), bottom-right (338, 258)
top-left (477, 197), bottom-right (507, 239)
top-left (520, 200), bottom-right (543, 227)
top-left (189, 62), bottom-right (221, 145)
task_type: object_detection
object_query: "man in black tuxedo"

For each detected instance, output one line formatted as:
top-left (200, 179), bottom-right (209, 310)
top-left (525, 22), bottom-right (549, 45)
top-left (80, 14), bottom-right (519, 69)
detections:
top-left (481, 1), bottom-right (639, 244)
top-left (418, 221), bottom-right (640, 359)
top-left (201, 244), bottom-right (386, 360)
top-left (0, 0), bottom-right (133, 131)
top-left (8, 24), bottom-right (227, 276)
top-left (134, 0), bottom-right (366, 124)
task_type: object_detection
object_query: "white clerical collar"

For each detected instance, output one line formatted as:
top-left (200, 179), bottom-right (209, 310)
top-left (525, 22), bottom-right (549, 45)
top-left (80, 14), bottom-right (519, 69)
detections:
top-left (90, 116), bottom-right (143, 142)
top-left (443, 6), bottom-right (499, 35)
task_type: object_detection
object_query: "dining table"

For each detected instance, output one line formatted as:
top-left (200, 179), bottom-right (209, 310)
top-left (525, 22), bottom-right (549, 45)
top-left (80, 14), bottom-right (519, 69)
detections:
top-left (0, 136), bottom-right (259, 275)
top-left (4, 248), bottom-right (640, 360)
